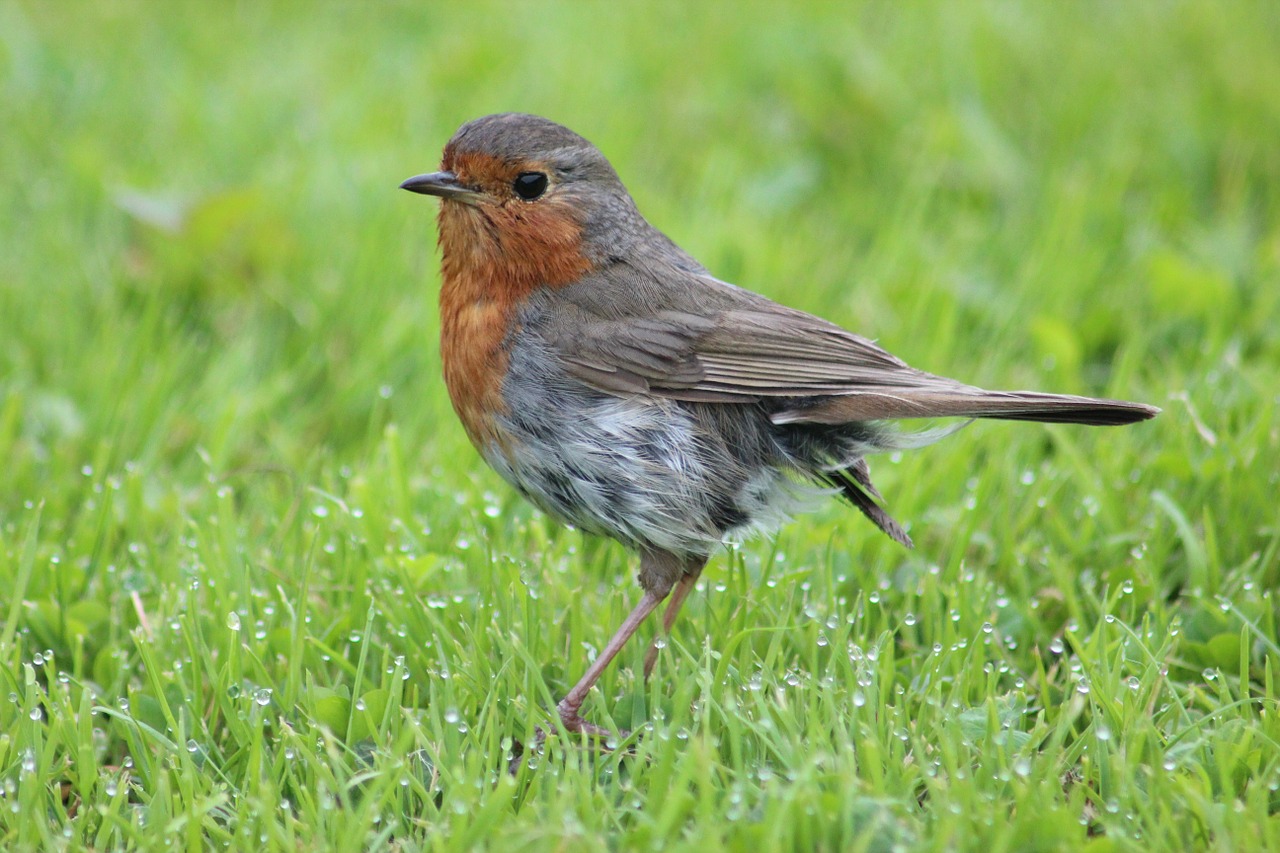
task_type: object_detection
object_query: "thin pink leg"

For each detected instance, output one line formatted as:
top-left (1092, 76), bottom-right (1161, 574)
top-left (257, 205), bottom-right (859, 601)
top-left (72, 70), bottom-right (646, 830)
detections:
top-left (642, 557), bottom-right (708, 679)
top-left (557, 590), bottom-right (665, 736)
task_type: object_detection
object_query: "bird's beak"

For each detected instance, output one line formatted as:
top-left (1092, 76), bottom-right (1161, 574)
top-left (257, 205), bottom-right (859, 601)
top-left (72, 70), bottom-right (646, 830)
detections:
top-left (398, 171), bottom-right (480, 204)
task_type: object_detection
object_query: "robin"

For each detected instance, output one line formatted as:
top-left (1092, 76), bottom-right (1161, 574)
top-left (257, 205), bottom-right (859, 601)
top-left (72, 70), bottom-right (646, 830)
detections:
top-left (400, 113), bottom-right (1158, 737)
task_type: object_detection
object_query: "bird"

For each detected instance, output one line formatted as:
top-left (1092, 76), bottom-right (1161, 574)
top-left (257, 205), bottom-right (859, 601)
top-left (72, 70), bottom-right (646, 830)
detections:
top-left (400, 113), bottom-right (1158, 737)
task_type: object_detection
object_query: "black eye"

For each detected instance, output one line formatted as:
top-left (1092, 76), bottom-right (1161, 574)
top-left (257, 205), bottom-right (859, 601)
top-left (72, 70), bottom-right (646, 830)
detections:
top-left (513, 172), bottom-right (548, 200)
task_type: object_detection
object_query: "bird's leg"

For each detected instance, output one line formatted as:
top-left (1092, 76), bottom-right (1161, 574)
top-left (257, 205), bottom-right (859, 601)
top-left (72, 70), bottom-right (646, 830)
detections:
top-left (556, 590), bottom-right (665, 736)
top-left (643, 556), bottom-right (708, 679)
top-left (556, 550), bottom-right (685, 737)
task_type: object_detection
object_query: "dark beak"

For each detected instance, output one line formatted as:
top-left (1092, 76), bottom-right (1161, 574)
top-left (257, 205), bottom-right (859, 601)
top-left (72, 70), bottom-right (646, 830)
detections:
top-left (398, 171), bottom-right (479, 203)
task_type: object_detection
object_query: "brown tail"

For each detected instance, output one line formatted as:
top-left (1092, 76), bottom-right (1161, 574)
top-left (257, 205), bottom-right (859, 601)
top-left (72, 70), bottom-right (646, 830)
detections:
top-left (773, 388), bottom-right (1160, 427)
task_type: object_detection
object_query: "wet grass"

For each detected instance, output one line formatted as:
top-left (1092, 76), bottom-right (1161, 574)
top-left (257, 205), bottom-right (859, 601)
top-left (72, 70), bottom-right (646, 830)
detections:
top-left (2, 2), bottom-right (1279, 850)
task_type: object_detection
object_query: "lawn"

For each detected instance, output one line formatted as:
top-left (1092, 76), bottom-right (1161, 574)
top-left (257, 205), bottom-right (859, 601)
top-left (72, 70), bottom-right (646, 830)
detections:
top-left (2, 2), bottom-right (1279, 850)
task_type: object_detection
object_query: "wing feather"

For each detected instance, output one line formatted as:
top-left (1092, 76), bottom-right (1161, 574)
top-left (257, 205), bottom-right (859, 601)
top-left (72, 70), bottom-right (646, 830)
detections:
top-left (545, 274), bottom-right (1157, 426)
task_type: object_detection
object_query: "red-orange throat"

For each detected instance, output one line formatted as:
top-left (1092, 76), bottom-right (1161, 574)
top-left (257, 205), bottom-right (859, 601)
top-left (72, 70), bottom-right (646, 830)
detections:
top-left (434, 150), bottom-right (592, 450)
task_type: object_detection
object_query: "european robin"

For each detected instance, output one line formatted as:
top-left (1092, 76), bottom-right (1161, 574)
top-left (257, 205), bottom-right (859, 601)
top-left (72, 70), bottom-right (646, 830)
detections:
top-left (401, 113), bottom-right (1158, 737)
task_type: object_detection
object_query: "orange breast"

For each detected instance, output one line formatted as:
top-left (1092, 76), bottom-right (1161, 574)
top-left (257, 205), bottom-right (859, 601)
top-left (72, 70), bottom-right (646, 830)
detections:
top-left (436, 193), bottom-right (591, 452)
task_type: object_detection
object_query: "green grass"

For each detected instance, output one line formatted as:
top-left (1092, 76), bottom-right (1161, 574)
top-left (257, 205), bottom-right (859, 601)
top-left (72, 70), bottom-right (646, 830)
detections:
top-left (2, 1), bottom-right (1279, 850)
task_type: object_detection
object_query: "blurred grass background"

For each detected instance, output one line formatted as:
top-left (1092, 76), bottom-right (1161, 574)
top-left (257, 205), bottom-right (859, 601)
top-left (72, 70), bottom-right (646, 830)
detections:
top-left (2, 2), bottom-right (1278, 850)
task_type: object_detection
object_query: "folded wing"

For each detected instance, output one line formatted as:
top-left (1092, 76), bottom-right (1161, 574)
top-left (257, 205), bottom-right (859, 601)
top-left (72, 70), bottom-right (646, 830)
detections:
top-left (552, 287), bottom-right (1157, 426)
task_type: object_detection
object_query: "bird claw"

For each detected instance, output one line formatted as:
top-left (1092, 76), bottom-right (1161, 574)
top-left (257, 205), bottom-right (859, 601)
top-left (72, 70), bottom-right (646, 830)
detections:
top-left (556, 700), bottom-right (621, 740)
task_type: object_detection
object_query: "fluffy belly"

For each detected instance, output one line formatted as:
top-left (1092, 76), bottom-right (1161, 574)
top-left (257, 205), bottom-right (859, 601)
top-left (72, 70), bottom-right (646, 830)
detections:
top-left (483, 392), bottom-right (825, 557)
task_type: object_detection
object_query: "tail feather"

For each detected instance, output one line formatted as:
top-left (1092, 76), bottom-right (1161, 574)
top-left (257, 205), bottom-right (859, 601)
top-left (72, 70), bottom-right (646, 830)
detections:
top-left (825, 461), bottom-right (913, 548)
top-left (774, 388), bottom-right (1160, 427)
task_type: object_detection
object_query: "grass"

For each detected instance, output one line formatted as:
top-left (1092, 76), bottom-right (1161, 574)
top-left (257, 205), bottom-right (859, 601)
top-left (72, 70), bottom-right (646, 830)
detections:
top-left (2, 1), bottom-right (1279, 850)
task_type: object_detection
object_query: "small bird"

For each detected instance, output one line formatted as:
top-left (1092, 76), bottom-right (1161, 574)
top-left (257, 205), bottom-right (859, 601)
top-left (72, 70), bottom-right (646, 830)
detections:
top-left (401, 113), bottom-right (1158, 737)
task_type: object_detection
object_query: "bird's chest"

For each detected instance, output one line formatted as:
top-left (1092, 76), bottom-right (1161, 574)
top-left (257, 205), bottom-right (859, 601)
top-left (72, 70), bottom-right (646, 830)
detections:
top-left (438, 282), bottom-right (516, 451)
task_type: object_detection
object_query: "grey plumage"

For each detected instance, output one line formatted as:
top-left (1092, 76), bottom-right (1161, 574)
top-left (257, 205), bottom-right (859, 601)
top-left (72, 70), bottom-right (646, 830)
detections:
top-left (500, 252), bottom-right (1155, 565)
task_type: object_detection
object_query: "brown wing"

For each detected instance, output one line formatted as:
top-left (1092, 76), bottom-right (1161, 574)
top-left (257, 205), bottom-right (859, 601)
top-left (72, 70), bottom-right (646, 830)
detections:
top-left (556, 300), bottom-right (927, 396)
top-left (549, 278), bottom-right (1158, 426)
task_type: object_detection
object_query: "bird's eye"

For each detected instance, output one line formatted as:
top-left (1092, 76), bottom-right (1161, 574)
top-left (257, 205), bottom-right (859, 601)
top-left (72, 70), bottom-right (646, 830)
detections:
top-left (513, 172), bottom-right (549, 200)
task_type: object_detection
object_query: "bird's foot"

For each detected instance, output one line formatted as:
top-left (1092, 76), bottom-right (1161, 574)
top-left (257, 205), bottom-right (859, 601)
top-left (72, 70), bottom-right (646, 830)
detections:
top-left (556, 699), bottom-right (619, 740)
